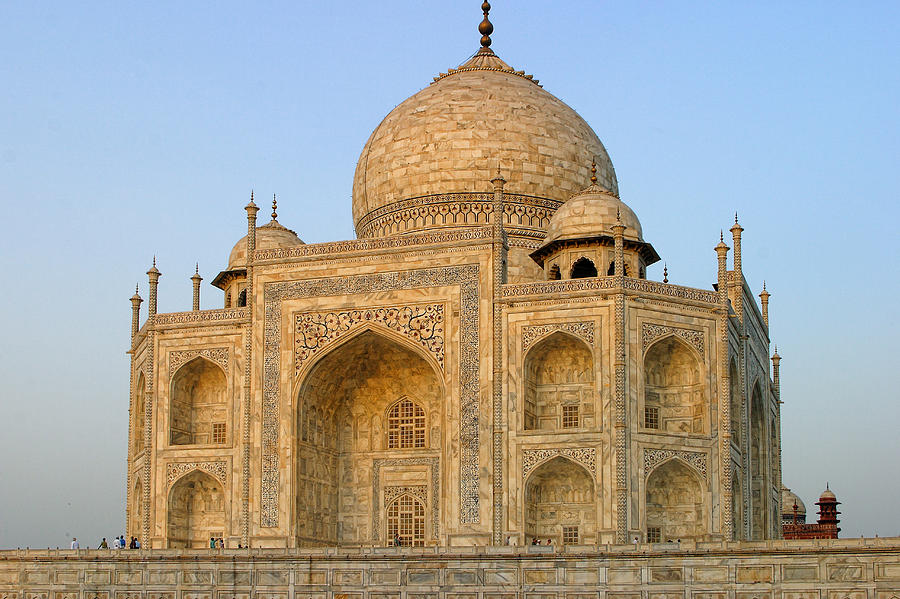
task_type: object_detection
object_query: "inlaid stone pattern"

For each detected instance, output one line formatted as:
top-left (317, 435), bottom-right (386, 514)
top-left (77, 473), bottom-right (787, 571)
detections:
top-left (522, 447), bottom-right (597, 479)
top-left (263, 265), bottom-right (480, 528)
top-left (642, 323), bottom-right (705, 356)
top-left (522, 321), bottom-right (595, 352)
top-left (384, 485), bottom-right (428, 505)
top-left (295, 304), bottom-right (444, 374)
top-left (643, 448), bottom-right (708, 482)
top-left (169, 348), bottom-right (229, 378)
top-left (166, 461), bottom-right (228, 487)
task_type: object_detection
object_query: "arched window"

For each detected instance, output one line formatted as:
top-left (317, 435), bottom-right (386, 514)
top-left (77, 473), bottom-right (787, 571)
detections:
top-left (387, 398), bottom-right (426, 449)
top-left (170, 358), bottom-right (227, 446)
top-left (237, 289), bottom-right (247, 307)
top-left (548, 264), bottom-right (561, 280)
top-left (646, 459), bottom-right (706, 542)
top-left (167, 470), bottom-right (225, 548)
top-left (607, 261), bottom-right (630, 276)
top-left (133, 372), bottom-right (146, 453)
top-left (386, 494), bottom-right (425, 546)
top-left (525, 456), bottom-right (595, 544)
top-left (643, 337), bottom-right (705, 434)
top-left (523, 332), bottom-right (594, 431)
top-left (570, 257), bottom-right (597, 278)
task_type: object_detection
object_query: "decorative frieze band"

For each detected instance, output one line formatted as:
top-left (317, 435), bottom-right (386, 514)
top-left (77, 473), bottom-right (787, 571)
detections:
top-left (255, 227), bottom-right (495, 262)
top-left (373, 457), bottom-right (439, 541)
top-left (641, 323), bottom-right (705, 356)
top-left (295, 304), bottom-right (444, 375)
top-left (522, 321), bottom-right (595, 352)
top-left (168, 348), bottom-right (229, 378)
top-left (643, 448), bottom-right (708, 482)
top-left (166, 461), bottom-right (228, 488)
top-left (263, 265), bottom-right (480, 529)
top-left (522, 447), bottom-right (597, 480)
top-left (153, 308), bottom-right (248, 326)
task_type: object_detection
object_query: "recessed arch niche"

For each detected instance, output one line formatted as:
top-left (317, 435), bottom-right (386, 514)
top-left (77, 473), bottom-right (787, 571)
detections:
top-left (749, 381), bottom-right (768, 539)
top-left (295, 329), bottom-right (443, 546)
top-left (524, 456), bottom-right (596, 544)
top-left (645, 459), bottom-right (706, 541)
top-left (523, 331), bottom-right (594, 431)
top-left (729, 359), bottom-right (741, 444)
top-left (133, 372), bottom-right (146, 453)
top-left (166, 470), bottom-right (225, 548)
top-left (643, 336), bottom-right (705, 434)
top-left (130, 476), bottom-right (142, 539)
top-left (169, 357), bottom-right (227, 446)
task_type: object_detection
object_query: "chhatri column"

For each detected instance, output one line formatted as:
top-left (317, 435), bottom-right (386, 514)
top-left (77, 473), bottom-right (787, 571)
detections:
top-left (143, 257), bottom-right (161, 547)
top-left (130, 285), bottom-right (143, 341)
top-left (771, 346), bottom-right (783, 537)
top-left (490, 166), bottom-right (507, 545)
top-left (612, 211), bottom-right (628, 543)
top-left (125, 284), bottom-right (143, 545)
top-left (240, 193), bottom-right (259, 546)
top-left (715, 233), bottom-right (735, 540)
top-left (191, 264), bottom-right (202, 311)
top-left (759, 282), bottom-right (770, 329)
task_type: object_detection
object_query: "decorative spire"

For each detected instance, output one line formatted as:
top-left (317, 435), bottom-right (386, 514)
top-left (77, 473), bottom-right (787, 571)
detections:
top-left (616, 207), bottom-right (621, 223)
top-left (272, 193), bottom-right (278, 220)
top-left (590, 159), bottom-right (597, 184)
top-left (663, 263), bottom-right (668, 284)
top-left (479, 1), bottom-right (494, 48)
top-left (246, 190), bottom-right (257, 210)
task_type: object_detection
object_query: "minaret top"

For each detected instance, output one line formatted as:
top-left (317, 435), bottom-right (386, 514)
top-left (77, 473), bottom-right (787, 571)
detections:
top-left (479, 1), bottom-right (494, 49)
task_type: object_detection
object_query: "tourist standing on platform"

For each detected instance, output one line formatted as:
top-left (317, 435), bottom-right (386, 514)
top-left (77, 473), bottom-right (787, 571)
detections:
top-left (70, 538), bottom-right (79, 549)
top-left (98, 538), bottom-right (108, 549)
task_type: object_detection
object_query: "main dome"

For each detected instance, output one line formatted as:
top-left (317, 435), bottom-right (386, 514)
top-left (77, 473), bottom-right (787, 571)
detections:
top-left (352, 48), bottom-right (618, 239)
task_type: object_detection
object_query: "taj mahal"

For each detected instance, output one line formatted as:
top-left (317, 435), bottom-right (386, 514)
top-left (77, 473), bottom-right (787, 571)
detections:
top-left (6, 5), bottom-right (900, 599)
top-left (124, 3), bottom-right (781, 550)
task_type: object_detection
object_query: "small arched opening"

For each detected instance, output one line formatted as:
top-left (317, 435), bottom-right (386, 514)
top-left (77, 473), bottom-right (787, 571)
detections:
top-left (237, 289), bottom-right (247, 307)
top-left (646, 459), bottom-right (706, 542)
top-left (170, 357), bottom-right (227, 446)
top-left (525, 456), bottom-right (595, 545)
top-left (643, 336), bottom-right (705, 434)
top-left (133, 372), bottom-right (146, 453)
top-left (130, 477), bottom-right (142, 540)
top-left (548, 264), bottom-right (561, 280)
top-left (729, 360), bottom-right (742, 444)
top-left (167, 470), bottom-right (225, 548)
top-left (607, 261), bottom-right (630, 276)
top-left (570, 257), bottom-right (597, 279)
top-left (523, 332), bottom-right (594, 431)
top-left (386, 493), bottom-right (426, 547)
top-left (749, 382), bottom-right (768, 539)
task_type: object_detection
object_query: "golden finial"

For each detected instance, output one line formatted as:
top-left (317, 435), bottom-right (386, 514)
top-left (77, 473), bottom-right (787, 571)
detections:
top-left (479, 1), bottom-right (494, 48)
top-left (735, 212), bottom-right (739, 224)
top-left (590, 159), bottom-right (597, 184)
top-left (720, 230), bottom-right (724, 242)
top-left (272, 194), bottom-right (278, 220)
top-left (663, 263), bottom-right (668, 284)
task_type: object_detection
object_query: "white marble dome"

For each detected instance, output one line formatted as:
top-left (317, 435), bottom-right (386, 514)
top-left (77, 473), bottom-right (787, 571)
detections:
top-left (542, 184), bottom-right (643, 246)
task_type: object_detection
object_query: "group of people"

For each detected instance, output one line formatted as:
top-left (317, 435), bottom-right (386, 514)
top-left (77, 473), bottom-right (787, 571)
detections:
top-left (530, 537), bottom-right (553, 545)
top-left (69, 536), bottom-right (140, 549)
top-left (209, 537), bottom-right (226, 548)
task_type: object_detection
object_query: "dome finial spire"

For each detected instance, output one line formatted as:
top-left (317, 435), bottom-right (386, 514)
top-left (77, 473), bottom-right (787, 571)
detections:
top-left (272, 193), bottom-right (278, 220)
top-left (479, 1), bottom-right (494, 48)
top-left (590, 159), bottom-right (598, 184)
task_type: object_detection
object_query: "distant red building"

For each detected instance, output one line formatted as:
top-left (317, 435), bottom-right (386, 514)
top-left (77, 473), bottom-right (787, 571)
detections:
top-left (782, 485), bottom-right (840, 540)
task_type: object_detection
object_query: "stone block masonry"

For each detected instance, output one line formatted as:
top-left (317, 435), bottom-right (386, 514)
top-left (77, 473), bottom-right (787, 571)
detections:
top-left (2, 538), bottom-right (900, 597)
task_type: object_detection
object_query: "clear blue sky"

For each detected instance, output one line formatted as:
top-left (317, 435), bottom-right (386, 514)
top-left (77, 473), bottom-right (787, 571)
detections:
top-left (0, 1), bottom-right (897, 548)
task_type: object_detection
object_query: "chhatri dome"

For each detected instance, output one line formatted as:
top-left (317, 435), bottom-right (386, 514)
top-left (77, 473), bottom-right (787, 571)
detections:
top-left (352, 1), bottom-right (618, 243)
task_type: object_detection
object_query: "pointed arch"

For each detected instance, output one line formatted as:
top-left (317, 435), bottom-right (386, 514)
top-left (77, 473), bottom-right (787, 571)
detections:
top-left (571, 257), bottom-right (598, 278)
top-left (525, 456), bottom-right (596, 545)
top-left (169, 356), bottom-right (227, 446)
top-left (523, 331), bottom-right (595, 431)
top-left (133, 371), bottom-right (146, 453)
top-left (294, 328), bottom-right (443, 546)
top-left (166, 470), bottom-right (226, 548)
top-left (386, 493), bottom-right (426, 547)
top-left (129, 475), bottom-right (142, 540)
top-left (643, 335), bottom-right (706, 434)
top-left (385, 396), bottom-right (427, 449)
top-left (749, 379), bottom-right (768, 539)
top-left (646, 458), bottom-right (707, 542)
top-left (729, 358), bottom-right (742, 444)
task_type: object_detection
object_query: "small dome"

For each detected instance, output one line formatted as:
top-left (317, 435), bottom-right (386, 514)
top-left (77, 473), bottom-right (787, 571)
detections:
top-left (541, 184), bottom-right (643, 247)
top-left (781, 485), bottom-right (807, 517)
top-left (819, 486), bottom-right (837, 501)
top-left (228, 219), bottom-right (303, 269)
